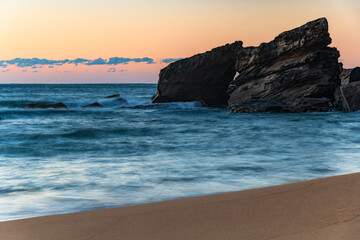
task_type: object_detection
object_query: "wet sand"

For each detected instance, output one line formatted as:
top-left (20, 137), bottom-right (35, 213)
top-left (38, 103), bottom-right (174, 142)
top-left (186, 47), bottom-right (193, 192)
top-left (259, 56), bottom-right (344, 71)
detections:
top-left (1, 173), bottom-right (360, 240)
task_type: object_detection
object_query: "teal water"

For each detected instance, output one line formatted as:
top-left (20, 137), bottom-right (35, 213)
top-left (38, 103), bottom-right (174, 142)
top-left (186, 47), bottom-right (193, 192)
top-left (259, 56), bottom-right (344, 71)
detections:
top-left (1, 84), bottom-right (360, 221)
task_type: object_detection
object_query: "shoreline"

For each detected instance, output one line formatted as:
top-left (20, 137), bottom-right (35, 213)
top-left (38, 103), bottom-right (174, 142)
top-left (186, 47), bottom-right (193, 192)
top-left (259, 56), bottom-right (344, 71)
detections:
top-left (1, 173), bottom-right (360, 239)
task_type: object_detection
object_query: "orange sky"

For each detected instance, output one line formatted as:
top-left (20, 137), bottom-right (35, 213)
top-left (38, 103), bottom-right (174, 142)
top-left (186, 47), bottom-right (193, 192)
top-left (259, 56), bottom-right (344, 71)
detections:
top-left (0, 0), bottom-right (359, 83)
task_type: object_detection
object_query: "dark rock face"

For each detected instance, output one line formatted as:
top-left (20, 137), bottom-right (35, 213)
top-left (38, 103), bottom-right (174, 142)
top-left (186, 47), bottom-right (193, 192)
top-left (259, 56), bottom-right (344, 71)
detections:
top-left (283, 98), bottom-right (332, 112)
top-left (83, 102), bottom-right (103, 108)
top-left (25, 102), bottom-right (68, 109)
top-left (228, 18), bottom-right (341, 110)
top-left (231, 99), bottom-right (283, 113)
top-left (152, 41), bottom-right (244, 106)
top-left (340, 67), bottom-right (360, 84)
top-left (334, 82), bottom-right (360, 112)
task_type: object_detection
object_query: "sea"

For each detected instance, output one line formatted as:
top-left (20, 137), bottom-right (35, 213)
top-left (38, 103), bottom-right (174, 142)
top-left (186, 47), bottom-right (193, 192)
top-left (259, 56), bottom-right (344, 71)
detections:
top-left (1, 84), bottom-right (360, 221)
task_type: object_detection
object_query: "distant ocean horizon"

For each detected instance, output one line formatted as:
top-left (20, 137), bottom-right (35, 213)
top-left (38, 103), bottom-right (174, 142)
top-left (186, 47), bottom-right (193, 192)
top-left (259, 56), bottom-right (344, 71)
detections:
top-left (1, 83), bottom-right (360, 221)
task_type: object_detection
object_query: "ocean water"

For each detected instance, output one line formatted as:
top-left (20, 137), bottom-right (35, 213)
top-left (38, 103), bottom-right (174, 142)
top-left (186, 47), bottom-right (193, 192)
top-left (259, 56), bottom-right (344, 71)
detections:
top-left (1, 84), bottom-right (360, 221)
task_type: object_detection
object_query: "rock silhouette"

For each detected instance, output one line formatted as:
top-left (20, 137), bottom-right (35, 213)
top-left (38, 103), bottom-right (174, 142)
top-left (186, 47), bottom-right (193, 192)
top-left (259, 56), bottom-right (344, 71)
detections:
top-left (152, 41), bottom-right (244, 106)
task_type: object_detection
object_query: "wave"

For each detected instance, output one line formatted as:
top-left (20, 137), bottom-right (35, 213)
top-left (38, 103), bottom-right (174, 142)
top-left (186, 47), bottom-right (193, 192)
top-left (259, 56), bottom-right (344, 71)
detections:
top-left (0, 98), bottom-right (204, 111)
top-left (119, 101), bottom-right (204, 110)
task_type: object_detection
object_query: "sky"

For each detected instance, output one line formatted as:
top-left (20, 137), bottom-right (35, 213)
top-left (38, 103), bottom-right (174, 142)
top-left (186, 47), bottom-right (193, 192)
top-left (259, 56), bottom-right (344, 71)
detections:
top-left (0, 0), bottom-right (359, 83)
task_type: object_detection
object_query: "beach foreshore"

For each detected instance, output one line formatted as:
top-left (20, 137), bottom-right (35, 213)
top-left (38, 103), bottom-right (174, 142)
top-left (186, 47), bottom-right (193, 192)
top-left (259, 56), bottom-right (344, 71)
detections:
top-left (1, 173), bottom-right (360, 240)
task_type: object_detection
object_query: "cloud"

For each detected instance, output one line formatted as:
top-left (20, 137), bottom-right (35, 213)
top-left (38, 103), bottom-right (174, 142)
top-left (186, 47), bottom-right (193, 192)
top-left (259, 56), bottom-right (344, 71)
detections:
top-left (131, 57), bottom-right (154, 64)
top-left (161, 58), bottom-right (183, 63)
top-left (0, 61), bottom-right (7, 68)
top-left (68, 58), bottom-right (89, 66)
top-left (85, 58), bottom-right (107, 65)
top-left (108, 68), bottom-right (116, 72)
top-left (105, 57), bottom-right (154, 65)
top-left (0, 57), bottom-right (176, 70)
top-left (2, 69), bottom-right (10, 73)
top-left (4, 58), bottom-right (69, 67)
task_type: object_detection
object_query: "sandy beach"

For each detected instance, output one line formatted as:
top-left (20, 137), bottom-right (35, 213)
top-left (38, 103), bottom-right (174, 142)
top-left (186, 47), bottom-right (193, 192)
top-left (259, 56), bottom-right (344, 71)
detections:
top-left (1, 173), bottom-right (360, 240)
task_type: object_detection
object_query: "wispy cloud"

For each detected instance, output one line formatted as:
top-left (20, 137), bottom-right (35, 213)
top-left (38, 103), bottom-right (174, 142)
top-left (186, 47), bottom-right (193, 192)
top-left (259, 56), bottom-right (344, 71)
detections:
top-left (0, 61), bottom-right (7, 68)
top-left (86, 58), bottom-right (107, 65)
top-left (108, 68), bottom-right (116, 72)
top-left (0, 57), bottom-right (157, 68)
top-left (161, 58), bottom-right (183, 63)
top-left (4, 58), bottom-right (69, 68)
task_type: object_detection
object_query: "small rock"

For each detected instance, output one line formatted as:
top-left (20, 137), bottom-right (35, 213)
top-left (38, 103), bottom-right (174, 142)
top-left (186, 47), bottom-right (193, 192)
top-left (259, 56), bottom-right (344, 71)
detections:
top-left (82, 102), bottom-right (103, 108)
top-left (25, 102), bottom-right (68, 109)
top-left (104, 94), bottom-right (121, 99)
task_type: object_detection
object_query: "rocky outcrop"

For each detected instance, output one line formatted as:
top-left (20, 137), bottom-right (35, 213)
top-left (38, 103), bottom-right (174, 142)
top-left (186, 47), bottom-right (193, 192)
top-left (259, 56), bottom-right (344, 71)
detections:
top-left (339, 67), bottom-right (360, 84)
top-left (25, 102), bottom-right (68, 109)
top-left (151, 18), bottom-right (343, 113)
top-left (83, 102), bottom-right (103, 108)
top-left (152, 41), bottom-right (244, 106)
top-left (334, 82), bottom-right (360, 112)
top-left (228, 18), bottom-right (341, 111)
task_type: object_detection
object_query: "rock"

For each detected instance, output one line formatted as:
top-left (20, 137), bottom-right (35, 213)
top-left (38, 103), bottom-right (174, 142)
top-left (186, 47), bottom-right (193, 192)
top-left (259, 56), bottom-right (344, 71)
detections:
top-left (339, 67), bottom-right (360, 84)
top-left (334, 82), bottom-right (360, 112)
top-left (130, 104), bottom-right (163, 109)
top-left (104, 94), bottom-right (121, 99)
top-left (83, 102), bottom-right (103, 108)
top-left (152, 41), bottom-right (244, 106)
top-left (228, 18), bottom-right (341, 109)
top-left (25, 102), bottom-right (68, 109)
top-left (104, 94), bottom-right (127, 104)
top-left (283, 98), bottom-right (332, 112)
top-left (231, 99), bottom-right (283, 113)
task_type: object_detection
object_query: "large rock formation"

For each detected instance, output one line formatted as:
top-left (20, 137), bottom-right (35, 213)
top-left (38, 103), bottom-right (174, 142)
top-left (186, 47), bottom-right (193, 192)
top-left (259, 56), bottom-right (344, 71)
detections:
top-left (228, 18), bottom-right (341, 112)
top-left (152, 41), bottom-right (244, 106)
top-left (339, 67), bottom-right (360, 84)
